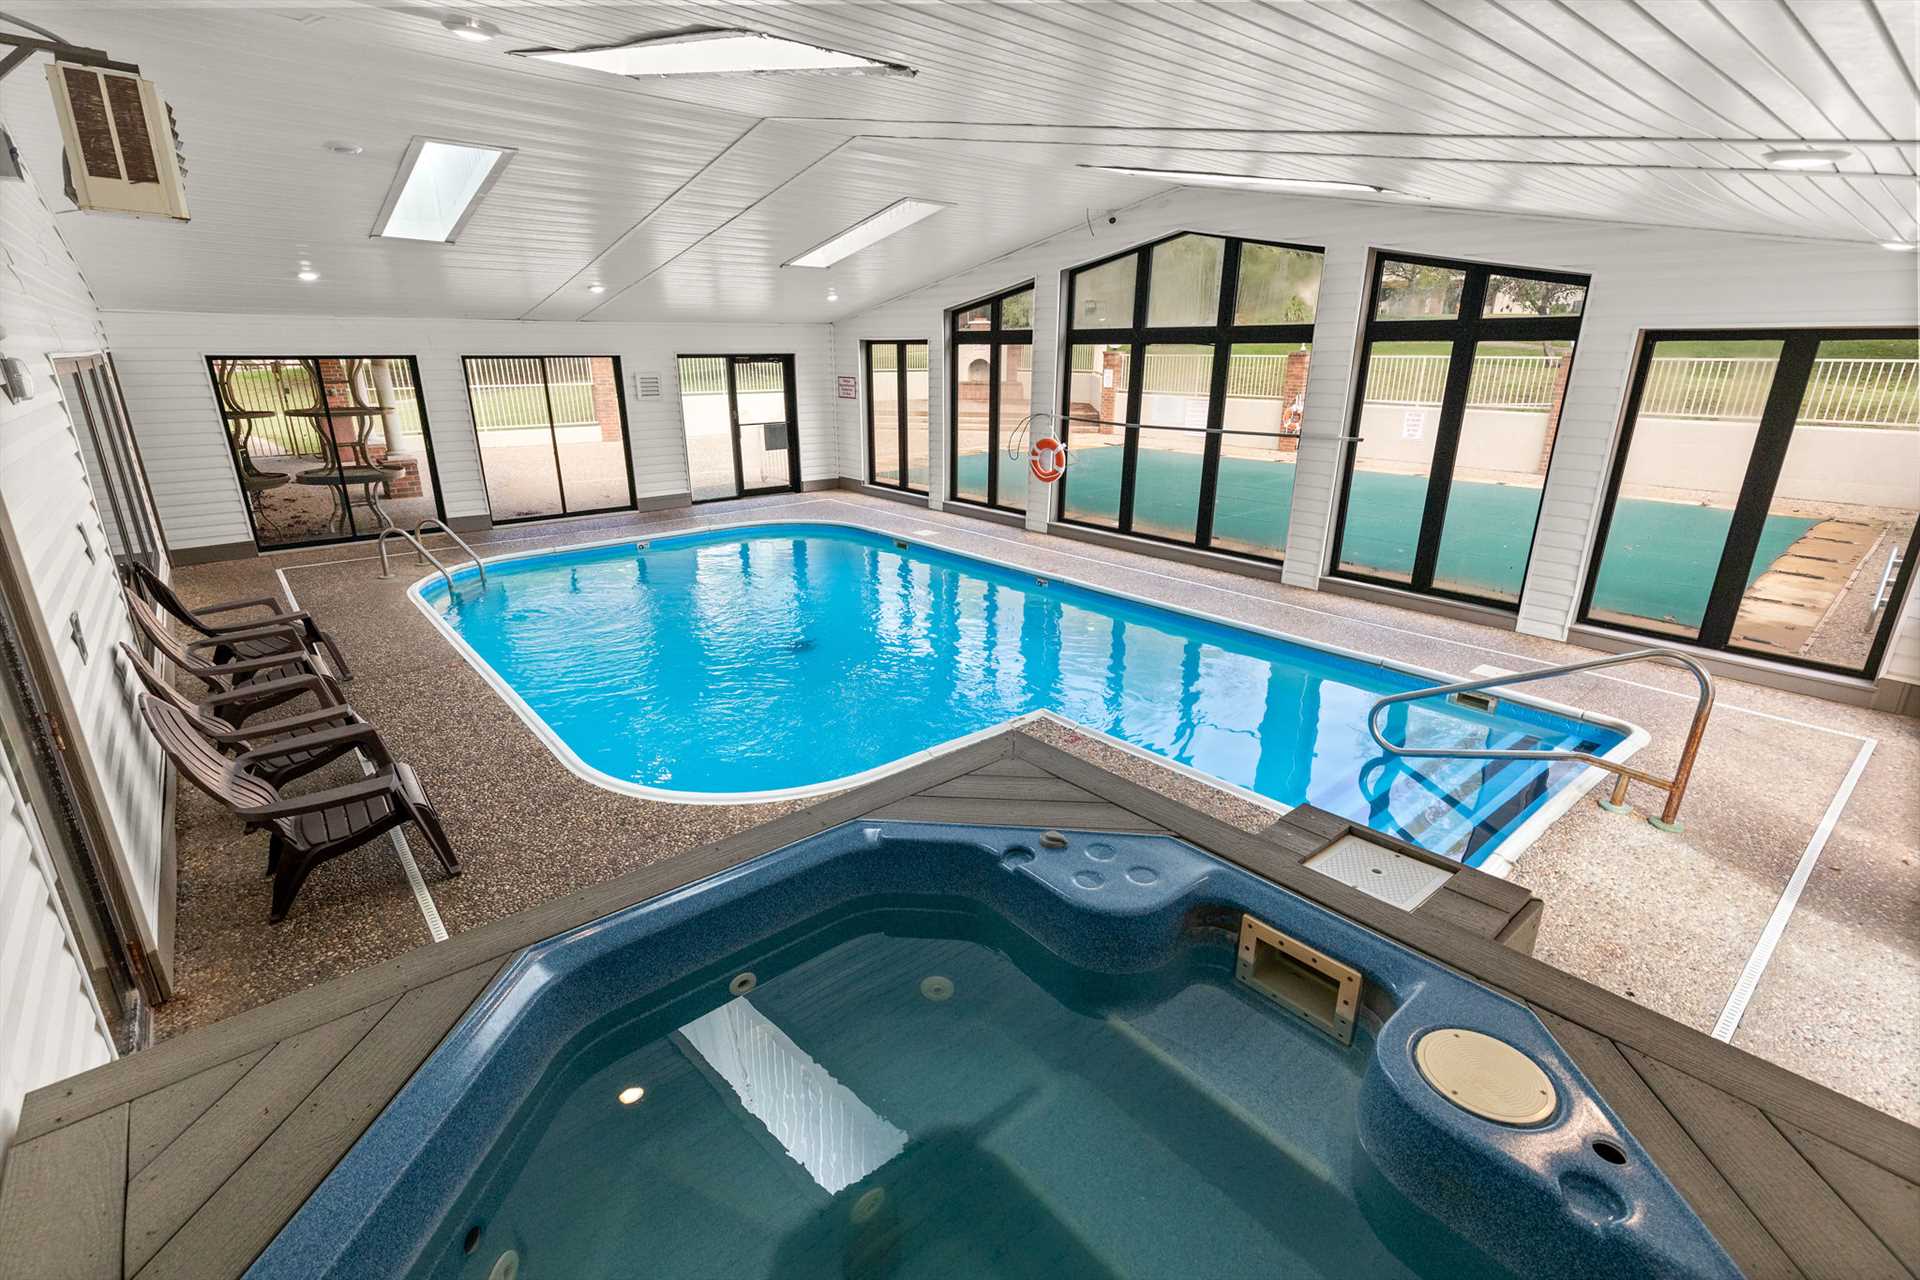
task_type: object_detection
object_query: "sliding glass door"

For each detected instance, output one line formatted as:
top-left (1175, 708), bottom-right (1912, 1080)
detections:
top-left (948, 284), bottom-right (1033, 512)
top-left (1330, 256), bottom-right (1586, 606)
top-left (676, 355), bottom-right (801, 502)
top-left (1058, 233), bottom-right (1323, 561)
top-left (865, 340), bottom-right (930, 494)
top-left (463, 356), bottom-right (635, 523)
top-left (1582, 328), bottom-right (1919, 676)
top-left (207, 356), bottom-right (445, 549)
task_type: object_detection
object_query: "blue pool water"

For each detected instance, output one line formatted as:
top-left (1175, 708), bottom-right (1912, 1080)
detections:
top-left (253, 823), bottom-right (1737, 1280)
top-left (418, 523), bottom-right (1627, 864)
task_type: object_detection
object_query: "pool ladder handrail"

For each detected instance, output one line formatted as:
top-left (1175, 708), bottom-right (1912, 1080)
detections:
top-left (376, 519), bottom-right (488, 593)
top-left (1366, 647), bottom-right (1714, 832)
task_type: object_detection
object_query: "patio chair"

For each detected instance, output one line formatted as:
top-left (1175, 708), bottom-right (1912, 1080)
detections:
top-left (139, 696), bottom-right (461, 922)
top-left (125, 594), bottom-right (335, 726)
top-left (121, 642), bottom-right (372, 786)
top-left (120, 559), bottom-right (353, 679)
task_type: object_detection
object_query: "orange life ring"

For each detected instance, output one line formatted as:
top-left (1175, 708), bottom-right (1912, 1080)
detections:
top-left (1029, 436), bottom-right (1067, 483)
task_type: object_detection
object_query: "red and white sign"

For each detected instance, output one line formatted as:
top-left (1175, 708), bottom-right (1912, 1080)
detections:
top-left (837, 375), bottom-right (858, 399)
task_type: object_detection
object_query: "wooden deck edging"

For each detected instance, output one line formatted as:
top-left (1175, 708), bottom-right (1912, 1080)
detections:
top-left (0, 730), bottom-right (1913, 1280)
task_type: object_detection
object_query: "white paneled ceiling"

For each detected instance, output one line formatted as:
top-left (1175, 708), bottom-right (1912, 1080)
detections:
top-left (4, 0), bottom-right (1916, 321)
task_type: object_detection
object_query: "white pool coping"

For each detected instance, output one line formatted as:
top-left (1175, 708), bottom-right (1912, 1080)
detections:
top-left (406, 515), bottom-right (1650, 878)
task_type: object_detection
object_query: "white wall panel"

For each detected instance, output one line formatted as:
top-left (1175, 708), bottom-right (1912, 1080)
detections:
top-left (100, 315), bottom-right (837, 549)
top-left (831, 186), bottom-right (1920, 684)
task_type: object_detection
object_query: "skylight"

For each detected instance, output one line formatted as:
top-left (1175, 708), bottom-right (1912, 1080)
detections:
top-left (1086, 166), bottom-right (1386, 195)
top-left (372, 138), bottom-right (515, 243)
top-left (784, 199), bottom-right (948, 269)
top-left (516, 29), bottom-right (910, 78)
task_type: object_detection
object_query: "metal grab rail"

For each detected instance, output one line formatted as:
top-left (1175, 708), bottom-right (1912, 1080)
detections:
top-left (412, 519), bottom-right (487, 588)
top-left (376, 527), bottom-right (455, 592)
top-left (1366, 647), bottom-right (1715, 831)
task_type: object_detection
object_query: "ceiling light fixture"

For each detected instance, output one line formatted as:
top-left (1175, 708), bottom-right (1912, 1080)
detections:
top-left (1760, 147), bottom-right (1852, 170)
top-left (1879, 241), bottom-right (1918, 252)
top-left (322, 140), bottom-right (364, 156)
top-left (826, 288), bottom-right (839, 301)
top-left (785, 198), bottom-right (948, 269)
top-left (1084, 165), bottom-right (1386, 195)
top-left (513, 28), bottom-right (910, 78)
top-left (373, 136), bottom-right (516, 243)
top-left (617, 1085), bottom-right (645, 1105)
top-left (296, 269), bottom-right (320, 282)
top-left (441, 15), bottom-right (499, 42)
top-left (587, 282), bottom-right (607, 293)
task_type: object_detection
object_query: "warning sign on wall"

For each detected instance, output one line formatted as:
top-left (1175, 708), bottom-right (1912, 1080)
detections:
top-left (838, 375), bottom-right (858, 399)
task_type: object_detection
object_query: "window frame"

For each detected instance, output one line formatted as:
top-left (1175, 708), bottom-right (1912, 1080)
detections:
top-left (946, 282), bottom-right (1034, 512)
top-left (1577, 324), bottom-right (1920, 679)
top-left (204, 354), bottom-right (449, 551)
top-left (461, 354), bottom-right (637, 525)
top-left (1327, 251), bottom-right (1589, 608)
top-left (863, 339), bottom-right (928, 496)
top-left (1055, 230), bottom-right (1324, 562)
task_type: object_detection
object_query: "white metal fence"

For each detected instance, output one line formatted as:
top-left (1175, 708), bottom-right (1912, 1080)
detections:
top-left (463, 356), bottom-right (598, 429)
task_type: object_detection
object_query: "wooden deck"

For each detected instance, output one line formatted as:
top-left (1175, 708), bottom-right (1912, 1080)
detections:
top-left (1, 730), bottom-right (1914, 1280)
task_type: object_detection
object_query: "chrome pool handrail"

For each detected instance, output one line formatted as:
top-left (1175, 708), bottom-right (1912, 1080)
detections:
top-left (412, 518), bottom-right (487, 588)
top-left (376, 527), bottom-right (454, 593)
top-left (1366, 647), bottom-right (1714, 831)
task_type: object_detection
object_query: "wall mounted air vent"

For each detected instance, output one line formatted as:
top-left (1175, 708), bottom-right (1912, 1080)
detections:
top-left (46, 61), bottom-right (189, 220)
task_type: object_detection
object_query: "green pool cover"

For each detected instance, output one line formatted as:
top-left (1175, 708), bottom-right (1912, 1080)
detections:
top-left (949, 449), bottom-right (1814, 628)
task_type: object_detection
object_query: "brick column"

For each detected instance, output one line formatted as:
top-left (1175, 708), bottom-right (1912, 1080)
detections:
top-left (590, 359), bottom-right (624, 442)
top-left (1274, 348), bottom-right (1310, 455)
top-left (1098, 348), bottom-right (1123, 432)
top-left (1538, 352), bottom-right (1573, 474)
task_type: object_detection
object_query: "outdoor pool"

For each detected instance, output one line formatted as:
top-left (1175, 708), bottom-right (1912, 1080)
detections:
top-left (249, 823), bottom-right (1738, 1280)
top-left (415, 523), bottom-right (1635, 865)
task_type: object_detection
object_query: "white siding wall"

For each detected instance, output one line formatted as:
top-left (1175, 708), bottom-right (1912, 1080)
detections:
top-left (0, 115), bottom-right (142, 1156)
top-left (831, 188), bottom-right (1920, 685)
top-left (100, 314), bottom-right (837, 551)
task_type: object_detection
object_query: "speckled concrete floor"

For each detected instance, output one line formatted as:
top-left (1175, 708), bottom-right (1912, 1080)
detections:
top-left (160, 492), bottom-right (1920, 1124)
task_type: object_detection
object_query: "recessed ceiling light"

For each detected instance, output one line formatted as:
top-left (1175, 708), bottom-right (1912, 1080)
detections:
top-left (826, 288), bottom-right (839, 301)
top-left (587, 282), bottom-right (607, 293)
top-left (321, 140), bottom-right (363, 156)
top-left (1880, 241), bottom-right (1918, 252)
top-left (296, 269), bottom-right (320, 282)
top-left (514, 28), bottom-right (910, 78)
top-left (1760, 147), bottom-right (1853, 170)
top-left (617, 1085), bottom-right (645, 1105)
top-left (1084, 165), bottom-right (1386, 195)
top-left (373, 136), bottom-right (515, 242)
top-left (785, 198), bottom-right (948, 269)
top-left (441, 15), bottom-right (498, 42)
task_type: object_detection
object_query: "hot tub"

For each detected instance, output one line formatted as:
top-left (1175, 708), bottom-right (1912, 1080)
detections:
top-left (248, 822), bottom-right (1736, 1279)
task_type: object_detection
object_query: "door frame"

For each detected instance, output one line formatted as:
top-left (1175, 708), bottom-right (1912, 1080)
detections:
top-left (862, 339), bottom-right (930, 495)
top-left (461, 354), bottom-right (638, 525)
top-left (204, 355), bottom-right (449, 551)
top-left (680, 353), bottom-right (803, 502)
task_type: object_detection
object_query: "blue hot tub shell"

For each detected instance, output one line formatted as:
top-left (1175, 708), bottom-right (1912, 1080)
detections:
top-left (247, 823), bottom-right (1738, 1280)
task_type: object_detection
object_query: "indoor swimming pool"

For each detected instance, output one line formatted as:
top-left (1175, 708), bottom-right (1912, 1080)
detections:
top-left (415, 523), bottom-right (1636, 864)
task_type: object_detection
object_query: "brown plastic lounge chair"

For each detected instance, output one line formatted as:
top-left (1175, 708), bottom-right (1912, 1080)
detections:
top-left (120, 559), bottom-right (352, 679)
top-left (139, 696), bottom-right (460, 922)
top-left (125, 594), bottom-right (334, 726)
top-left (121, 642), bottom-right (371, 786)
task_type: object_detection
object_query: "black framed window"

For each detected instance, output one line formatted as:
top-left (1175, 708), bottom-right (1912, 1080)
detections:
top-left (865, 340), bottom-right (929, 495)
top-left (949, 283), bottom-right (1033, 512)
top-left (206, 355), bottom-right (446, 550)
top-left (462, 356), bottom-right (636, 524)
top-left (675, 354), bottom-right (802, 502)
top-left (1329, 256), bottom-right (1587, 607)
top-left (1057, 233), bottom-right (1323, 560)
top-left (1581, 327), bottom-right (1919, 678)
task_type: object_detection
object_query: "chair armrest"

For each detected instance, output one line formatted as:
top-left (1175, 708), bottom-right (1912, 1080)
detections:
top-left (235, 722), bottom-right (386, 769)
top-left (200, 672), bottom-right (341, 711)
top-left (186, 621), bottom-right (307, 650)
top-left (209, 704), bottom-right (358, 745)
top-left (208, 652), bottom-right (322, 677)
top-left (193, 597), bottom-right (292, 621)
top-left (235, 772), bottom-right (399, 820)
